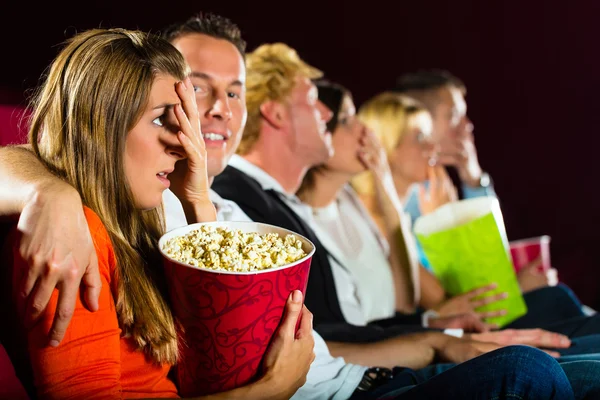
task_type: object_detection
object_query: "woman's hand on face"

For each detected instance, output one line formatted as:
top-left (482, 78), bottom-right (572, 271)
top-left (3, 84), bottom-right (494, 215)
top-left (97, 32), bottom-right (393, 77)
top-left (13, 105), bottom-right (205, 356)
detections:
top-left (169, 77), bottom-right (216, 222)
top-left (259, 290), bottom-right (316, 400)
top-left (358, 129), bottom-right (392, 184)
top-left (418, 165), bottom-right (458, 215)
top-left (357, 129), bottom-right (407, 230)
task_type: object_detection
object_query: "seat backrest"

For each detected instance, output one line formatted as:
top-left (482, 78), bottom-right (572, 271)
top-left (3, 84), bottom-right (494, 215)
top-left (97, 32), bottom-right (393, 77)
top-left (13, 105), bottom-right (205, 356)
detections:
top-left (0, 343), bottom-right (29, 400)
top-left (0, 104), bottom-right (29, 146)
top-left (1, 221), bottom-right (31, 399)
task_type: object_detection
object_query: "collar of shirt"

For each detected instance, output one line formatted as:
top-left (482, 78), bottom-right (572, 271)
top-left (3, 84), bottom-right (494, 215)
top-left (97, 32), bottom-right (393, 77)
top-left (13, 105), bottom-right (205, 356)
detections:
top-left (228, 154), bottom-right (312, 216)
top-left (209, 188), bottom-right (253, 222)
top-left (209, 188), bottom-right (228, 210)
top-left (228, 155), bottom-right (289, 194)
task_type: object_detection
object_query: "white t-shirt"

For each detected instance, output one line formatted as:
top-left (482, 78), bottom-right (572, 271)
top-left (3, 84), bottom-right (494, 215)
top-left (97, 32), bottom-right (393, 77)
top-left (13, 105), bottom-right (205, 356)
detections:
top-left (310, 185), bottom-right (396, 324)
top-left (162, 188), bottom-right (253, 231)
top-left (162, 186), bottom-right (366, 400)
top-left (162, 189), bottom-right (188, 232)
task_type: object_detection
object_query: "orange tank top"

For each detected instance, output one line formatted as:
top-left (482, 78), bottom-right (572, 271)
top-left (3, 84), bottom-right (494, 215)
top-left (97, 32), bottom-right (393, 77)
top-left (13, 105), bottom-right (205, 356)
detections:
top-left (6, 207), bottom-right (179, 399)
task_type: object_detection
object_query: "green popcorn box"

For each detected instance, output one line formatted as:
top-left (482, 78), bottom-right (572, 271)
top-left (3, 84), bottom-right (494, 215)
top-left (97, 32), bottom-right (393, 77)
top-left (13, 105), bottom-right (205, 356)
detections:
top-left (414, 197), bottom-right (527, 327)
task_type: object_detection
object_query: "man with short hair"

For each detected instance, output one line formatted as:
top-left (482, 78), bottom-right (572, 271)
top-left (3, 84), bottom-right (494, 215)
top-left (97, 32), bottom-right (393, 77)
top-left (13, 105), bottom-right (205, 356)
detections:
top-left (394, 69), bottom-right (494, 222)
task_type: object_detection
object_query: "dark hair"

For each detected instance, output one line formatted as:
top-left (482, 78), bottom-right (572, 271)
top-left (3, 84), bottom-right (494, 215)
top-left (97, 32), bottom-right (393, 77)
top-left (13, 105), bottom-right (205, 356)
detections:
top-left (315, 79), bottom-right (351, 133)
top-left (395, 69), bottom-right (466, 94)
top-left (160, 12), bottom-right (246, 56)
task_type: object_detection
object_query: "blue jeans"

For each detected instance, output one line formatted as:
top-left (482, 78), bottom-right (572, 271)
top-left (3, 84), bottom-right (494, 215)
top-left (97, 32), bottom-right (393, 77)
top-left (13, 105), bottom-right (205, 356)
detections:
top-left (507, 285), bottom-right (585, 330)
top-left (351, 346), bottom-right (584, 399)
top-left (555, 334), bottom-right (600, 357)
top-left (403, 357), bottom-right (600, 400)
top-left (560, 360), bottom-right (600, 399)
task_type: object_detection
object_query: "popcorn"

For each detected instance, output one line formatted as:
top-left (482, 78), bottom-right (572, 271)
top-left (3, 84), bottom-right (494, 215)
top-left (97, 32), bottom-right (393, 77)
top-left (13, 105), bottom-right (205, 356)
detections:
top-left (162, 225), bottom-right (306, 272)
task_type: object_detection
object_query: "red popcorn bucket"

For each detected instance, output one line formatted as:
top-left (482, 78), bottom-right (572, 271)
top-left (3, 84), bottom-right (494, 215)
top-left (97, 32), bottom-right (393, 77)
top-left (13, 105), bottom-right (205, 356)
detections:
top-left (158, 221), bottom-right (315, 397)
top-left (509, 235), bottom-right (551, 273)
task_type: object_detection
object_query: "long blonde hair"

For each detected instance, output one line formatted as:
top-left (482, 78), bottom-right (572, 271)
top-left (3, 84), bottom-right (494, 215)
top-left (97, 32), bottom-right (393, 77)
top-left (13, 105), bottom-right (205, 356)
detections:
top-left (352, 92), bottom-right (428, 196)
top-left (29, 28), bottom-right (189, 364)
top-left (239, 43), bottom-right (322, 155)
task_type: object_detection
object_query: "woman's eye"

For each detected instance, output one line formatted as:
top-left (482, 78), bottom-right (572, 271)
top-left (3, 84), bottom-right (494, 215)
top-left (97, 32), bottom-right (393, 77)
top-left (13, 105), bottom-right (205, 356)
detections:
top-left (152, 116), bottom-right (164, 127)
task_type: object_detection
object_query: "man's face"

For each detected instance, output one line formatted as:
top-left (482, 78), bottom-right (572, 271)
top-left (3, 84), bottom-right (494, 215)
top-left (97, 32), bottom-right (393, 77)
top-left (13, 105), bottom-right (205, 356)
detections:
top-left (286, 76), bottom-right (333, 167)
top-left (431, 85), bottom-right (470, 142)
top-left (171, 33), bottom-right (247, 178)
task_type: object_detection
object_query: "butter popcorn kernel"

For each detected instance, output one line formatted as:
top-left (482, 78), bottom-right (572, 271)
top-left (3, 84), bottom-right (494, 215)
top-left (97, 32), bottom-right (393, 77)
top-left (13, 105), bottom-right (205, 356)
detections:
top-left (163, 226), bottom-right (306, 272)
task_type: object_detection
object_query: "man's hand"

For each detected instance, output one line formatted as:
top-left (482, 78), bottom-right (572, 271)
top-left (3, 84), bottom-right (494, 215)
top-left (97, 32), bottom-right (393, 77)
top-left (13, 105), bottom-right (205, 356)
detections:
top-left (466, 329), bottom-right (571, 358)
top-left (418, 165), bottom-right (458, 215)
top-left (435, 283), bottom-right (508, 319)
top-left (428, 312), bottom-right (497, 333)
top-left (435, 335), bottom-right (502, 364)
top-left (17, 182), bottom-right (101, 346)
top-left (436, 120), bottom-right (482, 187)
top-left (518, 257), bottom-right (558, 293)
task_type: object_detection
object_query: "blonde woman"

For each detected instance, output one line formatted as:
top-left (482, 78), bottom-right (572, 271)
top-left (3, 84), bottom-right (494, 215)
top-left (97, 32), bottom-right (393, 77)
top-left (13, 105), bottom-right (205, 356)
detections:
top-left (354, 92), bottom-right (597, 335)
top-left (352, 92), bottom-right (470, 315)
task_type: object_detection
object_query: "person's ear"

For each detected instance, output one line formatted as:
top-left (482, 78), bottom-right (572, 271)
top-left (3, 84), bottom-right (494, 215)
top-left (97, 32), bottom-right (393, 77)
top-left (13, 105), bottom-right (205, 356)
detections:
top-left (260, 100), bottom-right (287, 130)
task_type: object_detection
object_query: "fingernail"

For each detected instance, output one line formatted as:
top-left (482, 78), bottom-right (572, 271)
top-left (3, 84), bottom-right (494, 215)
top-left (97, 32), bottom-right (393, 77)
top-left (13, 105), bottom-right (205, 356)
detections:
top-left (180, 80), bottom-right (187, 89)
top-left (49, 340), bottom-right (59, 347)
top-left (561, 337), bottom-right (571, 346)
top-left (292, 290), bottom-right (302, 303)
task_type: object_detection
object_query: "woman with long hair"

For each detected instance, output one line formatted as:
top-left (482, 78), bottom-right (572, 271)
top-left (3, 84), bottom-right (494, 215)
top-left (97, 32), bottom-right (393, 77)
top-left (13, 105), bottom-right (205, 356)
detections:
top-left (1, 28), bottom-right (314, 399)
